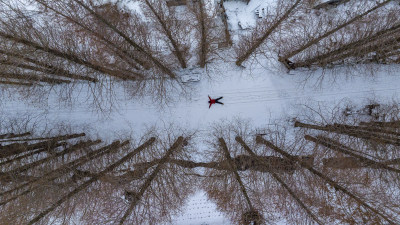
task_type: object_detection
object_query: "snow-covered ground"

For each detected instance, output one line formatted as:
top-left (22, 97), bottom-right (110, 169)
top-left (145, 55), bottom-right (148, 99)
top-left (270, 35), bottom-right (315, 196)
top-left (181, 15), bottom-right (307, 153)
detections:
top-left (2, 62), bottom-right (400, 137)
top-left (2, 58), bottom-right (400, 224)
top-left (169, 191), bottom-right (231, 225)
top-left (2, 0), bottom-right (400, 224)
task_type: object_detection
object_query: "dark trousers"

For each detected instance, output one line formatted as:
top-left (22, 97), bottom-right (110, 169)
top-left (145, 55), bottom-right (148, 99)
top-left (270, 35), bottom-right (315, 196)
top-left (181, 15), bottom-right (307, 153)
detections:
top-left (215, 97), bottom-right (223, 104)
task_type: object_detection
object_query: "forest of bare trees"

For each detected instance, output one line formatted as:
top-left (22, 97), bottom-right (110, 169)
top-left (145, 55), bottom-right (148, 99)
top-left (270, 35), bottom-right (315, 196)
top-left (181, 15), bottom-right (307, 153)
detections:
top-left (1, 0), bottom-right (400, 224)
top-left (0, 0), bottom-right (229, 107)
top-left (1, 0), bottom-right (398, 108)
top-left (1, 101), bottom-right (400, 224)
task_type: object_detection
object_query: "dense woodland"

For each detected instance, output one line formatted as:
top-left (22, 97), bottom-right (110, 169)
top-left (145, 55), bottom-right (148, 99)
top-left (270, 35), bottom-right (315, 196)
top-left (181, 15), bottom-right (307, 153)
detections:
top-left (0, 0), bottom-right (399, 106)
top-left (1, 0), bottom-right (400, 224)
top-left (0, 102), bottom-right (399, 224)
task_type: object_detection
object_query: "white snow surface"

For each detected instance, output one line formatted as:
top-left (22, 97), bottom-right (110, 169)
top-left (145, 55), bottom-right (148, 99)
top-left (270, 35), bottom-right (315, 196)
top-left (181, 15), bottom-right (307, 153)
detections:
top-left (224, 0), bottom-right (276, 30)
top-left (3, 63), bottom-right (400, 138)
top-left (2, 0), bottom-right (400, 224)
top-left (168, 191), bottom-right (231, 225)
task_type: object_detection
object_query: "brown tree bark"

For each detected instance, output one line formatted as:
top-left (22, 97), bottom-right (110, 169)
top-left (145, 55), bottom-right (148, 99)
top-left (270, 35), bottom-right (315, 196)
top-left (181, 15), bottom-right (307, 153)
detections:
top-left (305, 135), bottom-right (400, 173)
top-left (0, 148), bottom-right (48, 167)
top-left (0, 72), bottom-right (71, 84)
top-left (0, 133), bottom-right (86, 143)
top-left (0, 141), bottom-right (130, 207)
top-left (27, 137), bottom-right (155, 225)
top-left (0, 140), bottom-right (100, 179)
top-left (72, 0), bottom-right (176, 79)
top-left (119, 136), bottom-right (184, 224)
top-left (0, 142), bottom-right (28, 157)
top-left (0, 80), bottom-right (33, 86)
top-left (311, 34), bottom-right (400, 67)
top-left (0, 31), bottom-right (139, 81)
top-left (144, 0), bottom-right (187, 68)
top-left (295, 121), bottom-right (400, 146)
top-left (219, 138), bottom-right (255, 212)
top-left (359, 120), bottom-right (400, 128)
top-left (292, 22), bottom-right (400, 68)
top-left (0, 50), bottom-right (98, 82)
top-left (0, 140), bottom-right (66, 158)
top-left (116, 154), bottom-right (307, 174)
top-left (33, 0), bottom-right (151, 71)
top-left (330, 123), bottom-right (400, 137)
top-left (279, 0), bottom-right (393, 67)
top-left (198, 0), bottom-right (207, 68)
top-left (0, 141), bottom-right (118, 198)
top-left (219, 2), bottom-right (232, 47)
top-left (0, 132), bottom-right (31, 139)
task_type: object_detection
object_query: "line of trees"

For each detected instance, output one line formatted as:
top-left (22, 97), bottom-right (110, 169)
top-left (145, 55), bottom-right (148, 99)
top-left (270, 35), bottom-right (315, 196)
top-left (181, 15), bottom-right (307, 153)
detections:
top-left (0, 0), bottom-right (226, 108)
top-left (2, 0), bottom-right (399, 109)
top-left (276, 0), bottom-right (399, 69)
top-left (0, 123), bottom-right (197, 224)
top-left (1, 105), bottom-right (400, 224)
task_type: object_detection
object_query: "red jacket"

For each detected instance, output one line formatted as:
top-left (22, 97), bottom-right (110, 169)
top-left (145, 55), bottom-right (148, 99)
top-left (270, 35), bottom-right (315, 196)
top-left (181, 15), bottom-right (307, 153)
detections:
top-left (208, 96), bottom-right (216, 108)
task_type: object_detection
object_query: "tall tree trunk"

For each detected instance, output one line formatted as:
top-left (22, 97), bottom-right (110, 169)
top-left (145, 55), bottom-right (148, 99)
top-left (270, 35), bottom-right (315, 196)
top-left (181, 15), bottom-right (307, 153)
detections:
top-left (295, 121), bottom-right (400, 146)
top-left (0, 133), bottom-right (85, 143)
top-left (0, 81), bottom-right (33, 86)
top-left (291, 22), bottom-right (400, 68)
top-left (330, 123), bottom-right (400, 137)
top-left (310, 34), bottom-right (400, 68)
top-left (256, 136), bottom-right (397, 225)
top-left (0, 140), bottom-right (100, 179)
top-left (359, 120), bottom-right (400, 128)
top-left (144, 0), bottom-right (187, 68)
top-left (0, 132), bottom-right (31, 139)
top-left (305, 135), bottom-right (400, 173)
top-left (27, 137), bottom-right (155, 225)
top-left (72, 0), bottom-right (176, 79)
top-left (219, 2), bottom-right (232, 47)
top-left (0, 140), bottom-right (66, 158)
top-left (219, 138), bottom-right (254, 211)
top-left (119, 137), bottom-right (184, 225)
top-left (1, 59), bottom-right (92, 83)
top-left (0, 31), bottom-right (138, 81)
top-left (235, 136), bottom-right (323, 225)
top-left (0, 141), bottom-right (129, 207)
top-left (0, 49), bottom-right (99, 82)
top-left (33, 0), bottom-right (151, 71)
top-left (198, 0), bottom-right (207, 68)
top-left (279, 0), bottom-right (393, 66)
top-left (236, 0), bottom-right (301, 66)
top-left (0, 148), bottom-right (48, 167)
top-left (0, 72), bottom-right (71, 84)
top-left (0, 141), bottom-right (121, 198)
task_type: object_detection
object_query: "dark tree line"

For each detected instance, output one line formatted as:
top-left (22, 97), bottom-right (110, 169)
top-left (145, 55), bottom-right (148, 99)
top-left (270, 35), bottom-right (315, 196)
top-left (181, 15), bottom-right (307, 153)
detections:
top-left (1, 109), bottom-right (400, 224)
top-left (1, 0), bottom-right (399, 108)
top-left (0, 0), bottom-right (226, 108)
top-left (277, 0), bottom-right (399, 69)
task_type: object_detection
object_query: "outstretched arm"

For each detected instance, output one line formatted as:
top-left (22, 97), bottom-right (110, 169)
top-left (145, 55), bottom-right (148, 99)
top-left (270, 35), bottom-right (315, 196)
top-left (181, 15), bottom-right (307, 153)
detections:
top-left (209, 103), bottom-right (212, 108)
top-left (208, 95), bottom-right (211, 101)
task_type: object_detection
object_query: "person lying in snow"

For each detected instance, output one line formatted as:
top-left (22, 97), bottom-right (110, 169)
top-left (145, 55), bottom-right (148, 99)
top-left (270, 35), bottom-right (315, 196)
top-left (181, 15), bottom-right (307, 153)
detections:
top-left (208, 96), bottom-right (223, 108)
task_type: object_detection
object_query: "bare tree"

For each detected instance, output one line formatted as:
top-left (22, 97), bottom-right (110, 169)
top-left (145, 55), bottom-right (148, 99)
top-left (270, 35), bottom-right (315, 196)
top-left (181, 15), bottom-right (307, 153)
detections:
top-left (277, 0), bottom-right (394, 69)
top-left (235, 0), bottom-right (302, 66)
top-left (141, 0), bottom-right (189, 69)
top-left (187, 0), bottom-right (221, 68)
top-left (257, 135), bottom-right (398, 224)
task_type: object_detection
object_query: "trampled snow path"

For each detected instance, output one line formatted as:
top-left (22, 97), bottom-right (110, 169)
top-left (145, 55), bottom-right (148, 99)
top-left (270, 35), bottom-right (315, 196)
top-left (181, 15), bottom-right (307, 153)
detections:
top-left (2, 63), bottom-right (400, 139)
